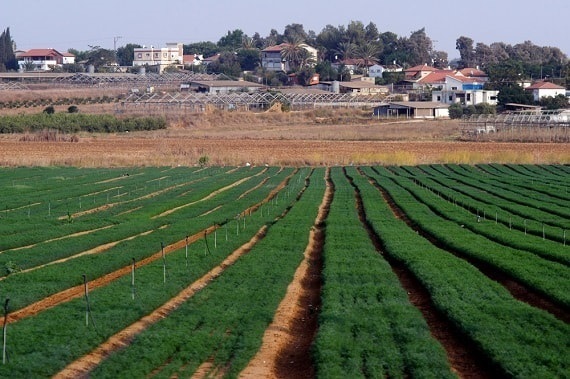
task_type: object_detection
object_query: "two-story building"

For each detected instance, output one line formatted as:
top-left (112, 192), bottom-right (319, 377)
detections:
top-left (17, 49), bottom-right (75, 71)
top-left (261, 43), bottom-right (318, 72)
top-left (133, 43), bottom-right (183, 72)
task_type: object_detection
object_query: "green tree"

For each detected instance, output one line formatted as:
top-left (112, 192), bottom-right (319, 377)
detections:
top-left (448, 103), bottom-right (464, 119)
top-left (217, 29), bottom-right (246, 52)
top-left (0, 27), bottom-right (17, 72)
top-left (280, 37), bottom-right (305, 72)
top-left (456, 36), bottom-right (476, 68)
top-left (184, 41), bottom-right (218, 58)
top-left (315, 60), bottom-right (337, 81)
top-left (237, 48), bottom-right (260, 71)
top-left (116, 43), bottom-right (142, 66)
top-left (540, 94), bottom-right (569, 109)
top-left (283, 23), bottom-right (308, 43)
top-left (206, 51), bottom-right (242, 78)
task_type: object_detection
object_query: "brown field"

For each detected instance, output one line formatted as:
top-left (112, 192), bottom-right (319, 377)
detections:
top-left (1, 88), bottom-right (569, 166)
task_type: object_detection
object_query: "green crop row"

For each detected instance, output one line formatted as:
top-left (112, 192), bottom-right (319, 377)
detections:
top-left (0, 166), bottom-right (290, 311)
top-left (87, 168), bottom-right (325, 378)
top-left (0, 170), bottom-right (314, 377)
top-left (363, 166), bottom-right (570, 308)
top-left (347, 166), bottom-right (569, 378)
top-left (443, 164), bottom-right (570, 215)
top-left (314, 167), bottom-right (453, 378)
top-left (0, 168), bottom-right (313, 378)
top-left (391, 168), bottom-right (570, 265)
top-left (0, 113), bottom-right (166, 134)
top-left (404, 165), bottom-right (570, 233)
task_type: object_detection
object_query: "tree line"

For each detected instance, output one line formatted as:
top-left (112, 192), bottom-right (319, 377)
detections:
top-left (2, 22), bottom-right (569, 89)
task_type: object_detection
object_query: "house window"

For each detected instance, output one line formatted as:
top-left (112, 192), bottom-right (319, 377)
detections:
top-left (448, 95), bottom-right (453, 101)
top-left (466, 94), bottom-right (471, 101)
top-left (137, 53), bottom-right (142, 58)
top-left (451, 86), bottom-right (458, 90)
top-left (163, 53), bottom-right (167, 58)
top-left (437, 95), bottom-right (441, 101)
top-left (490, 96), bottom-right (497, 101)
top-left (145, 53), bottom-right (150, 57)
top-left (154, 53), bottom-right (159, 58)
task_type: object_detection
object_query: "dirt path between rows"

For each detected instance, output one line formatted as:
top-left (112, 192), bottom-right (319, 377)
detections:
top-left (349, 168), bottom-right (498, 378)
top-left (0, 171), bottom-right (293, 326)
top-left (365, 168), bottom-right (569, 324)
top-left (239, 169), bottom-right (331, 378)
top-left (54, 226), bottom-right (269, 379)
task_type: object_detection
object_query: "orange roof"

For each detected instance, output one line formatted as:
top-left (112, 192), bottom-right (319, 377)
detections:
top-left (404, 64), bottom-right (437, 72)
top-left (417, 70), bottom-right (454, 84)
top-left (525, 81), bottom-right (565, 90)
top-left (459, 67), bottom-right (487, 77)
top-left (19, 49), bottom-right (64, 57)
top-left (262, 43), bottom-right (289, 52)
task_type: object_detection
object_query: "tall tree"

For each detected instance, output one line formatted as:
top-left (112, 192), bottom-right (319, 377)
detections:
top-left (0, 27), bottom-right (17, 72)
top-left (456, 36), bottom-right (476, 68)
top-left (283, 23), bottom-right (308, 43)
top-left (217, 29), bottom-right (246, 52)
top-left (116, 43), bottom-right (142, 66)
top-left (280, 36), bottom-right (305, 72)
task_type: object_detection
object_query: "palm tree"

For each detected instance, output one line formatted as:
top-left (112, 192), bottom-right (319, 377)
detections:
top-left (280, 36), bottom-right (305, 71)
top-left (356, 42), bottom-right (381, 75)
top-left (334, 41), bottom-right (356, 61)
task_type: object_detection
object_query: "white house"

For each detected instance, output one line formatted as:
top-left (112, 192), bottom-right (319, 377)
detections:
top-left (261, 43), bottom-right (318, 72)
top-left (133, 43), bottom-right (184, 72)
top-left (368, 64), bottom-right (403, 78)
top-left (17, 49), bottom-right (75, 71)
top-left (525, 81), bottom-right (566, 102)
top-left (430, 75), bottom-right (498, 105)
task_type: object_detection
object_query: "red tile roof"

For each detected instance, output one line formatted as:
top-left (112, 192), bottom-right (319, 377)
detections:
top-left (459, 67), bottom-right (487, 77)
top-left (19, 49), bottom-right (63, 57)
top-left (404, 64), bottom-right (437, 72)
top-left (525, 81), bottom-right (565, 90)
top-left (262, 43), bottom-right (289, 52)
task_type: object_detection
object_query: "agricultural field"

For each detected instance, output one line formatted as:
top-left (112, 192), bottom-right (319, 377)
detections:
top-left (0, 164), bottom-right (568, 378)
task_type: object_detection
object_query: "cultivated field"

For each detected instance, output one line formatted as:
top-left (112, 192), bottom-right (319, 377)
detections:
top-left (0, 87), bottom-right (569, 377)
top-left (0, 164), bottom-right (568, 378)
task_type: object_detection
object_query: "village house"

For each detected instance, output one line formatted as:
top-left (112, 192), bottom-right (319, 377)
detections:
top-left (525, 81), bottom-right (567, 102)
top-left (402, 64), bottom-right (497, 105)
top-left (17, 49), bottom-right (75, 71)
top-left (133, 43), bottom-right (184, 72)
top-left (261, 43), bottom-right (318, 72)
top-left (367, 63), bottom-right (403, 78)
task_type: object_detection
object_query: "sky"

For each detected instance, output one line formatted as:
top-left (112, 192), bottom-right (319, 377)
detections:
top-left (3, 0), bottom-right (569, 59)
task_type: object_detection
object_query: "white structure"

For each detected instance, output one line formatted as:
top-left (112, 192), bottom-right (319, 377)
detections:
top-left (261, 43), bottom-right (318, 72)
top-left (525, 81), bottom-right (567, 102)
top-left (431, 76), bottom-right (498, 105)
top-left (17, 49), bottom-right (75, 71)
top-left (368, 64), bottom-right (403, 78)
top-left (133, 43), bottom-right (183, 72)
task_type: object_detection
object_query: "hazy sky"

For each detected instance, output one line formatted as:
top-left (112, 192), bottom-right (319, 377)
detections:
top-left (3, 0), bottom-right (569, 58)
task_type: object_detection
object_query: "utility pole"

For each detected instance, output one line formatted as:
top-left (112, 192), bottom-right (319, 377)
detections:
top-left (113, 36), bottom-right (122, 51)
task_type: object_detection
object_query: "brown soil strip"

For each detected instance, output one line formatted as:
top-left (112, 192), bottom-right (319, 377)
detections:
top-left (0, 171), bottom-right (295, 327)
top-left (54, 226), bottom-right (268, 379)
top-left (0, 225), bottom-right (213, 326)
top-left (1, 225), bottom-right (114, 254)
top-left (367, 170), bottom-right (569, 323)
top-left (349, 168), bottom-right (498, 378)
top-left (0, 229), bottom-right (158, 281)
top-left (198, 205), bottom-right (222, 217)
top-left (153, 168), bottom-right (268, 218)
top-left (240, 169), bottom-right (331, 378)
top-left (65, 180), bottom-right (191, 219)
top-left (237, 177), bottom-right (270, 200)
top-left (95, 172), bottom-right (144, 184)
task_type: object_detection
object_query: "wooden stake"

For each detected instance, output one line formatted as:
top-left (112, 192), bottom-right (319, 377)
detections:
top-left (2, 299), bottom-right (8, 365)
top-left (131, 258), bottom-right (136, 300)
top-left (161, 243), bottom-right (166, 284)
top-left (83, 275), bottom-right (89, 326)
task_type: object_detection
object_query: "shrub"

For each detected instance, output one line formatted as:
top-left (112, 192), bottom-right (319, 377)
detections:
top-left (43, 105), bottom-right (55, 114)
top-left (67, 105), bottom-right (79, 113)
